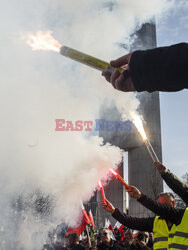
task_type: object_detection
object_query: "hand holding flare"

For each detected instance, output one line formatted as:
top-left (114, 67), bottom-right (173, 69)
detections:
top-left (110, 169), bottom-right (132, 191)
top-left (98, 181), bottom-right (115, 213)
top-left (127, 185), bottom-right (141, 199)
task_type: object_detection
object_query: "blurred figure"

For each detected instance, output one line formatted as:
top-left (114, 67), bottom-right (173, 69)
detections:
top-left (113, 227), bottom-right (121, 241)
top-left (97, 228), bottom-right (124, 250)
top-left (130, 232), bottom-right (150, 250)
top-left (147, 233), bottom-right (153, 249)
top-left (123, 229), bottom-right (134, 249)
top-left (90, 240), bottom-right (97, 250)
top-left (96, 231), bottom-right (102, 247)
top-left (68, 233), bottom-right (85, 250)
top-left (42, 232), bottom-right (58, 250)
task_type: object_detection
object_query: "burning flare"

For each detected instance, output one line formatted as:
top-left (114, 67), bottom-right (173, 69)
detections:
top-left (98, 180), bottom-right (102, 188)
top-left (110, 168), bottom-right (131, 190)
top-left (22, 30), bottom-right (123, 73)
top-left (132, 114), bottom-right (159, 162)
top-left (22, 30), bottom-right (61, 52)
top-left (132, 114), bottom-right (147, 141)
top-left (98, 181), bottom-right (106, 202)
top-left (110, 168), bottom-right (117, 176)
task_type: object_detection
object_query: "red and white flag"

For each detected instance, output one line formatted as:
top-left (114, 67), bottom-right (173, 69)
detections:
top-left (105, 218), bottom-right (113, 231)
top-left (113, 221), bottom-right (125, 242)
top-left (113, 221), bottom-right (124, 231)
top-left (104, 218), bottom-right (116, 240)
top-left (88, 209), bottom-right (95, 228)
top-left (80, 231), bottom-right (88, 241)
top-left (65, 203), bottom-right (90, 236)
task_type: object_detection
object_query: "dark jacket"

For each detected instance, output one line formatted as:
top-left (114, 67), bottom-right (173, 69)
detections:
top-left (129, 43), bottom-right (188, 92)
top-left (112, 193), bottom-right (182, 232)
top-left (138, 194), bottom-right (185, 226)
top-left (97, 239), bottom-right (124, 250)
top-left (112, 208), bottom-right (154, 232)
top-left (129, 243), bottom-right (150, 250)
top-left (161, 170), bottom-right (188, 204)
top-left (70, 245), bottom-right (85, 250)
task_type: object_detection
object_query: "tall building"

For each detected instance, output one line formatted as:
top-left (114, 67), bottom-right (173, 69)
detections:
top-left (86, 22), bottom-right (163, 227)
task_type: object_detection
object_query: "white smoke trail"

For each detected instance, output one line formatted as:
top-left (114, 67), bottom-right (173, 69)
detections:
top-left (0, 0), bottom-right (174, 249)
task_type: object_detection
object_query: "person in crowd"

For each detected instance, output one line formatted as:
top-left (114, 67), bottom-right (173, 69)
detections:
top-left (113, 227), bottom-right (122, 241)
top-left (97, 228), bottom-right (124, 249)
top-left (147, 233), bottom-right (153, 249)
top-left (128, 185), bottom-right (188, 250)
top-left (43, 232), bottom-right (60, 250)
top-left (102, 192), bottom-right (176, 250)
top-left (154, 161), bottom-right (188, 204)
top-left (123, 229), bottom-right (134, 249)
top-left (97, 231), bottom-right (102, 247)
top-left (102, 43), bottom-right (188, 93)
top-left (90, 240), bottom-right (97, 250)
top-left (68, 233), bottom-right (85, 250)
top-left (130, 232), bottom-right (150, 250)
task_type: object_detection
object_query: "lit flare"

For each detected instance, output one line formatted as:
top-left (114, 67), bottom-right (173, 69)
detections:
top-left (132, 115), bottom-right (147, 141)
top-left (22, 30), bottom-right (61, 52)
top-left (110, 169), bottom-right (131, 191)
top-left (132, 114), bottom-right (159, 162)
top-left (98, 181), bottom-right (106, 202)
top-left (23, 30), bottom-right (123, 73)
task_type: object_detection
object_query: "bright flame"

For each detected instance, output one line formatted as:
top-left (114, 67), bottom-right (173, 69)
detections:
top-left (98, 180), bottom-right (102, 188)
top-left (132, 115), bottom-right (147, 141)
top-left (21, 30), bottom-right (62, 52)
top-left (110, 168), bottom-right (117, 176)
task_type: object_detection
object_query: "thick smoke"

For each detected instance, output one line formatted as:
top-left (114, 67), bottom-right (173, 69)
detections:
top-left (0, 0), bottom-right (173, 249)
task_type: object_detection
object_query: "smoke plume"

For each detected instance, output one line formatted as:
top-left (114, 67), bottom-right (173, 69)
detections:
top-left (0, 0), bottom-right (173, 248)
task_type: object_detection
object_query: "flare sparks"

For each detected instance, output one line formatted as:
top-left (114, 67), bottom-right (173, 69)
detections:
top-left (110, 169), bottom-right (131, 191)
top-left (132, 114), bottom-right (159, 162)
top-left (22, 30), bottom-right (123, 73)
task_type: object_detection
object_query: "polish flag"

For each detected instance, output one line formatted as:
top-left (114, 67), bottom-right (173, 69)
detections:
top-left (88, 209), bottom-right (95, 228)
top-left (105, 218), bottom-right (113, 232)
top-left (113, 221), bottom-right (124, 231)
top-left (80, 232), bottom-right (88, 241)
top-left (65, 203), bottom-right (90, 236)
top-left (105, 218), bottom-right (116, 240)
top-left (114, 221), bottom-right (125, 242)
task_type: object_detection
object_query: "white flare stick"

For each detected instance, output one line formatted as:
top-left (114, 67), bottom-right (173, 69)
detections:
top-left (144, 139), bottom-right (159, 162)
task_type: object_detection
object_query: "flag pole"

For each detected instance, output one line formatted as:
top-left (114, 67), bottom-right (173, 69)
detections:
top-left (86, 225), bottom-right (91, 249)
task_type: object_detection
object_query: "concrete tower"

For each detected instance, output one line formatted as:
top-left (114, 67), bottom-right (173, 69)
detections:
top-left (87, 22), bottom-right (163, 226)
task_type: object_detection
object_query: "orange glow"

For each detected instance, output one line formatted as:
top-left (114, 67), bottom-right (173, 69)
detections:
top-left (22, 30), bottom-right (62, 52)
top-left (110, 168), bottom-right (131, 191)
top-left (98, 180), bottom-right (106, 201)
top-left (132, 114), bottom-right (147, 141)
top-left (110, 168), bottom-right (117, 176)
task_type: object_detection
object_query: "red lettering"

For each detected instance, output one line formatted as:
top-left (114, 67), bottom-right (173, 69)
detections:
top-left (65, 121), bottom-right (75, 131)
top-left (84, 121), bottom-right (93, 131)
top-left (55, 119), bottom-right (65, 131)
top-left (75, 120), bottom-right (83, 131)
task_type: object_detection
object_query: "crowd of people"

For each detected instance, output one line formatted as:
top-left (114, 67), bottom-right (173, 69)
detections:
top-left (42, 160), bottom-right (187, 250)
top-left (42, 226), bottom-right (154, 250)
